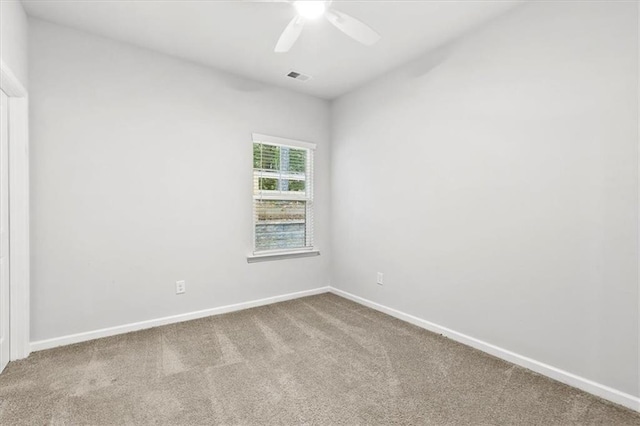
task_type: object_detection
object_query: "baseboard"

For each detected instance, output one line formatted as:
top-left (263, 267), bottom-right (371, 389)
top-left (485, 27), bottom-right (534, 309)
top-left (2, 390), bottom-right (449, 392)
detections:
top-left (329, 286), bottom-right (640, 413)
top-left (31, 286), bottom-right (330, 352)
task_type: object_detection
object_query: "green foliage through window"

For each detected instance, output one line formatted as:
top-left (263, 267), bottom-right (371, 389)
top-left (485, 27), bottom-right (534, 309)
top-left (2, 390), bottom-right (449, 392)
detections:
top-left (258, 178), bottom-right (278, 190)
top-left (288, 180), bottom-right (305, 191)
top-left (253, 143), bottom-right (306, 173)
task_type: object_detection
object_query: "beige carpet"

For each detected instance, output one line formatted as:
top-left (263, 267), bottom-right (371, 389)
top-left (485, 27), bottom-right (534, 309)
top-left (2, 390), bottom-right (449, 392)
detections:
top-left (1, 293), bottom-right (639, 425)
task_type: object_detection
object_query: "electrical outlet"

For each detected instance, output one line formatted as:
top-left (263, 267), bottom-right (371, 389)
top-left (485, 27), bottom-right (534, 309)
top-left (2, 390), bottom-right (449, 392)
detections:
top-left (377, 272), bottom-right (384, 286)
top-left (176, 280), bottom-right (186, 294)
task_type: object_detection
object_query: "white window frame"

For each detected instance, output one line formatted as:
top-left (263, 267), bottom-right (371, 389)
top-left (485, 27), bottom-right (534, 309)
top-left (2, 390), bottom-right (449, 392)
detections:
top-left (247, 133), bottom-right (320, 263)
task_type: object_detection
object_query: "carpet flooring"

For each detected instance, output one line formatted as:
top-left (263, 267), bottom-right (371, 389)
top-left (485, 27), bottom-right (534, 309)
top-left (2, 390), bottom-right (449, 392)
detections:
top-left (1, 293), bottom-right (639, 425)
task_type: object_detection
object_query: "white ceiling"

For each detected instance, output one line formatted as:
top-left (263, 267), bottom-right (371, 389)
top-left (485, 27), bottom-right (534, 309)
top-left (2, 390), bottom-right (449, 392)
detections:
top-left (23, 0), bottom-right (522, 99)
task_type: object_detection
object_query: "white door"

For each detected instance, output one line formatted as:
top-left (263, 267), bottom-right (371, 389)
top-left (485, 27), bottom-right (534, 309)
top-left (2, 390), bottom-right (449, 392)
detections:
top-left (0, 90), bottom-right (9, 372)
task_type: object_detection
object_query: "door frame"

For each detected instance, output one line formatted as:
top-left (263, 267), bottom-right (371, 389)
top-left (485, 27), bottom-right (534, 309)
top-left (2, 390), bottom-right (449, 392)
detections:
top-left (1, 60), bottom-right (30, 361)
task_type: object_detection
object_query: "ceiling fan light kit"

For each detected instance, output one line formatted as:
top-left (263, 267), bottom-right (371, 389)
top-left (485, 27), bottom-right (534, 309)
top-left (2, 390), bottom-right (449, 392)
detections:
top-left (293, 1), bottom-right (326, 20)
top-left (275, 0), bottom-right (381, 53)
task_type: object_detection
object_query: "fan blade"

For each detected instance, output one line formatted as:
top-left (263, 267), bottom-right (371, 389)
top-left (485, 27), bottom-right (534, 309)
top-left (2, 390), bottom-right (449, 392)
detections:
top-left (325, 9), bottom-right (380, 46)
top-left (275, 16), bottom-right (306, 52)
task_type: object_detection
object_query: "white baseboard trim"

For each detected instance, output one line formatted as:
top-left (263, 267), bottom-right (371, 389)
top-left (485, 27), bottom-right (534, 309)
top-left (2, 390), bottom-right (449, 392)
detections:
top-left (31, 286), bottom-right (330, 353)
top-left (329, 286), bottom-right (640, 412)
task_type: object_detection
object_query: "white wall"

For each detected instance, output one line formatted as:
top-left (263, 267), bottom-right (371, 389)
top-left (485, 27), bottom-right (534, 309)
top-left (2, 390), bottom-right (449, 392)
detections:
top-left (0, 0), bottom-right (29, 86)
top-left (29, 19), bottom-right (331, 342)
top-left (331, 1), bottom-right (638, 397)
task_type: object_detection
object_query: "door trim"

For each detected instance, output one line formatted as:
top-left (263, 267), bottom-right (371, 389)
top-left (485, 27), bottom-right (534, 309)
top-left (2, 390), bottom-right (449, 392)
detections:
top-left (1, 60), bottom-right (30, 361)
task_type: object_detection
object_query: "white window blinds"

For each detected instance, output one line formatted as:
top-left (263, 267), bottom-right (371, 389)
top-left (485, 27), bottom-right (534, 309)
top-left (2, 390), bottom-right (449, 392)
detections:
top-left (252, 134), bottom-right (315, 253)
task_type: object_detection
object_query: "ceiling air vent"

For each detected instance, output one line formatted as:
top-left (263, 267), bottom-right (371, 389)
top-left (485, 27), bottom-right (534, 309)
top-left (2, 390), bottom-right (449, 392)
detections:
top-left (286, 70), bottom-right (312, 82)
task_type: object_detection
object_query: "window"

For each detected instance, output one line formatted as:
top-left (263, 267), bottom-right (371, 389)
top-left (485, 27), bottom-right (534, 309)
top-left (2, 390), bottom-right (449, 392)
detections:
top-left (252, 134), bottom-right (316, 256)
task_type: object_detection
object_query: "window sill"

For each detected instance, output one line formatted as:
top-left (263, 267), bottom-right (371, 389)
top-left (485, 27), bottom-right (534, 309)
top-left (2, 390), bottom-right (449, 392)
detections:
top-left (247, 249), bottom-right (320, 263)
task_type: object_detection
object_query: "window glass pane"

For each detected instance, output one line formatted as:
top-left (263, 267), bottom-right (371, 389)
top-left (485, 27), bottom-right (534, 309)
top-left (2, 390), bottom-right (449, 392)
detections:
top-left (253, 140), bottom-right (313, 253)
top-left (287, 180), bottom-right (305, 192)
top-left (255, 200), bottom-right (306, 251)
top-left (288, 148), bottom-right (306, 173)
top-left (255, 177), bottom-right (304, 192)
top-left (253, 143), bottom-right (307, 195)
top-left (258, 177), bottom-right (278, 191)
top-left (253, 144), bottom-right (280, 171)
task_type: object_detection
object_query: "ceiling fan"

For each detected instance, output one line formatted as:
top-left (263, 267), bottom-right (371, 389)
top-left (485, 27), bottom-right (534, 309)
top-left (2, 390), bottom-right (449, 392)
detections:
top-left (270, 0), bottom-right (381, 53)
